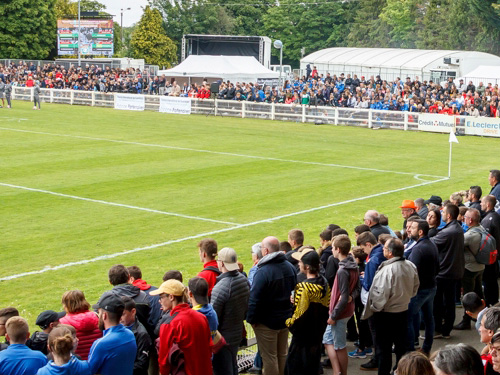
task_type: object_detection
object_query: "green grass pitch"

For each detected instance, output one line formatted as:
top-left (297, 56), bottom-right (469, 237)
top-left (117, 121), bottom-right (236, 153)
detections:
top-left (0, 100), bottom-right (498, 328)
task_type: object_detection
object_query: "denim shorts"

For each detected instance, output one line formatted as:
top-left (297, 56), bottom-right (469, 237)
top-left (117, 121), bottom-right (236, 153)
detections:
top-left (322, 317), bottom-right (349, 350)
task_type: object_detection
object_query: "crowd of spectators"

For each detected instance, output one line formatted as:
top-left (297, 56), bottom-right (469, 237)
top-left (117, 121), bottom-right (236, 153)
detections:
top-left (2, 61), bottom-right (500, 117)
top-left (1, 170), bottom-right (500, 375)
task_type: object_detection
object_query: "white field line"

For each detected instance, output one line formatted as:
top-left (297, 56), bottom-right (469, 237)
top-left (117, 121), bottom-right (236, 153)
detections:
top-left (0, 126), bottom-right (446, 179)
top-left (0, 182), bottom-right (239, 226)
top-left (0, 176), bottom-right (448, 282)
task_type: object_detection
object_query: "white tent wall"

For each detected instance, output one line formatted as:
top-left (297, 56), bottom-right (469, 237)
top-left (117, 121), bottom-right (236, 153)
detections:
top-left (158, 55), bottom-right (279, 85)
top-left (300, 48), bottom-right (500, 83)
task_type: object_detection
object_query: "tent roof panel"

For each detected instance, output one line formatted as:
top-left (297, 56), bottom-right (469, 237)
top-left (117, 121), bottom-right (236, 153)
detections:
top-left (301, 48), bottom-right (480, 70)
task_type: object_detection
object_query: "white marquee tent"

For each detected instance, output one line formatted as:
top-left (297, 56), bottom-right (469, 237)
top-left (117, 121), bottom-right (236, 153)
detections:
top-left (300, 48), bottom-right (500, 82)
top-left (158, 55), bottom-right (279, 82)
top-left (460, 65), bottom-right (500, 85)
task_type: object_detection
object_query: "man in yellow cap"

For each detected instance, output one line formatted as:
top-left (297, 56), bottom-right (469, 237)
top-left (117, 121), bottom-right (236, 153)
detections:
top-left (151, 279), bottom-right (213, 375)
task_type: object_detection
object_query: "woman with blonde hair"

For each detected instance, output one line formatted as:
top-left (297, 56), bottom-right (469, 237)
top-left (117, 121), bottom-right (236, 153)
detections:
top-left (58, 290), bottom-right (101, 360)
top-left (36, 326), bottom-right (91, 375)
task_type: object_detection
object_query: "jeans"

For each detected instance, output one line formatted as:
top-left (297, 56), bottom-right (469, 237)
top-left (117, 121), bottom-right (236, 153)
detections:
top-left (407, 286), bottom-right (436, 353)
top-left (434, 278), bottom-right (456, 336)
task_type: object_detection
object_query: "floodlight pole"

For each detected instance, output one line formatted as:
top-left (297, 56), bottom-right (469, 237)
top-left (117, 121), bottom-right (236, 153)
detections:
top-left (77, 0), bottom-right (81, 67)
top-left (120, 8), bottom-right (131, 44)
top-left (279, 46), bottom-right (283, 89)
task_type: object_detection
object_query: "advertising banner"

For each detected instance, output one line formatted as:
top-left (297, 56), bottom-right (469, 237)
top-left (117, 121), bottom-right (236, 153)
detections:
top-left (417, 113), bottom-right (456, 133)
top-left (464, 117), bottom-right (500, 137)
top-left (114, 94), bottom-right (145, 111)
top-left (159, 96), bottom-right (192, 115)
top-left (57, 19), bottom-right (113, 56)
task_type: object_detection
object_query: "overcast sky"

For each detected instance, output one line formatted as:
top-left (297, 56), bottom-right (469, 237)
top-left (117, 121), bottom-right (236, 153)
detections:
top-left (99, 0), bottom-right (150, 27)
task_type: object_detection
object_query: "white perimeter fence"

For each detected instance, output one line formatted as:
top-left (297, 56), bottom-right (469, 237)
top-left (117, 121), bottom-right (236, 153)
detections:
top-left (10, 87), bottom-right (500, 138)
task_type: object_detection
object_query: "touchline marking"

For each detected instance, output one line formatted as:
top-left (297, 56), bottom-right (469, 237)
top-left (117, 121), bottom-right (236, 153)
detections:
top-left (0, 182), bottom-right (239, 226)
top-left (0, 126), bottom-right (446, 179)
top-left (0, 176), bottom-right (448, 282)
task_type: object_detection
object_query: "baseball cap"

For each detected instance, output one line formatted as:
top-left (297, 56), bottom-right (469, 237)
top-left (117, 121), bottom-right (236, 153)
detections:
top-left (150, 279), bottom-right (186, 297)
top-left (424, 195), bottom-right (443, 206)
top-left (217, 247), bottom-right (239, 272)
top-left (35, 310), bottom-right (66, 329)
top-left (399, 200), bottom-right (417, 209)
top-left (92, 293), bottom-right (125, 313)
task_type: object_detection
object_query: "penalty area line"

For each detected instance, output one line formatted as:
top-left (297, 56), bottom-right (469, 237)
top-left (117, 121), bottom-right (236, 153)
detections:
top-left (0, 126), bottom-right (446, 179)
top-left (0, 176), bottom-right (448, 282)
top-left (0, 182), bottom-right (239, 226)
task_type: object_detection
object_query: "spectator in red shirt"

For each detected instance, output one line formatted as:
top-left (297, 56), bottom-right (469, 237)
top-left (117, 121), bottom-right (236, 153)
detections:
top-left (197, 238), bottom-right (220, 297)
top-left (151, 280), bottom-right (213, 375)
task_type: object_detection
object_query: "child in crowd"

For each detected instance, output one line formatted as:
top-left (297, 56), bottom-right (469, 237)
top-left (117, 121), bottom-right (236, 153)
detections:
top-left (37, 326), bottom-right (91, 375)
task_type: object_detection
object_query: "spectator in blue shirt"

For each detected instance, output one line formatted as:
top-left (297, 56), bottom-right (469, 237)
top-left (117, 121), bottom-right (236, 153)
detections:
top-left (0, 316), bottom-right (47, 375)
top-left (88, 294), bottom-right (137, 375)
top-left (37, 326), bottom-right (91, 375)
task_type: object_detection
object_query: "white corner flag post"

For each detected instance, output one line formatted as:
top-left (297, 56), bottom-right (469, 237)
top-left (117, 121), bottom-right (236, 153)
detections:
top-left (448, 130), bottom-right (459, 178)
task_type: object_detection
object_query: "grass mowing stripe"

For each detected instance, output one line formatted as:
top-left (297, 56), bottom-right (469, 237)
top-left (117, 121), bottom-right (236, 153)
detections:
top-left (0, 176), bottom-right (446, 282)
top-left (0, 182), bottom-right (240, 226)
top-left (0, 126), bottom-right (446, 179)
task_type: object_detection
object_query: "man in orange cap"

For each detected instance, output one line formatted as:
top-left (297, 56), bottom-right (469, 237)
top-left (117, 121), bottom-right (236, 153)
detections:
top-left (400, 200), bottom-right (420, 237)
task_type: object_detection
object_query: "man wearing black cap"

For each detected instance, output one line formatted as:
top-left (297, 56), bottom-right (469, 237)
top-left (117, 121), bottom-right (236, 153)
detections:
top-left (29, 310), bottom-right (65, 354)
top-left (88, 294), bottom-right (137, 375)
top-left (425, 195), bottom-right (443, 211)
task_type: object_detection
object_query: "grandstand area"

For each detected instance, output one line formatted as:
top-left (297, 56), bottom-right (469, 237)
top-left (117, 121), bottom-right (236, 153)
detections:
top-left (0, 100), bottom-right (498, 326)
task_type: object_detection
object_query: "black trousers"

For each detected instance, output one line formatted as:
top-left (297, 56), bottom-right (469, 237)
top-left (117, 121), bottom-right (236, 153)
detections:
top-left (433, 278), bottom-right (456, 336)
top-left (483, 262), bottom-right (499, 307)
top-left (373, 311), bottom-right (407, 375)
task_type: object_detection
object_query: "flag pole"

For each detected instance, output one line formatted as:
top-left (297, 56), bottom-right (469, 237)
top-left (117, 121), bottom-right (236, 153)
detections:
top-left (448, 140), bottom-right (452, 178)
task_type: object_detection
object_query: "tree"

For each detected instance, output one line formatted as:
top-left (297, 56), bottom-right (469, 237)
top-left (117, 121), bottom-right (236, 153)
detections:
top-left (379, 0), bottom-right (420, 48)
top-left (261, 0), bottom-right (354, 65)
top-left (346, 0), bottom-right (391, 48)
top-left (416, 0), bottom-right (500, 55)
top-left (130, 6), bottom-right (177, 67)
top-left (151, 0), bottom-right (235, 60)
top-left (0, 0), bottom-right (57, 59)
top-left (54, 0), bottom-right (107, 18)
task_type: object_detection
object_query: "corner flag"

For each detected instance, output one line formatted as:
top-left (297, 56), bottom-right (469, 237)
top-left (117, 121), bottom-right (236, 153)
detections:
top-left (449, 131), bottom-right (459, 144)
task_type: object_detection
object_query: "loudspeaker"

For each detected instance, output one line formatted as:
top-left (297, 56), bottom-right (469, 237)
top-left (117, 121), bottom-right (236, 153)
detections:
top-left (210, 82), bottom-right (219, 94)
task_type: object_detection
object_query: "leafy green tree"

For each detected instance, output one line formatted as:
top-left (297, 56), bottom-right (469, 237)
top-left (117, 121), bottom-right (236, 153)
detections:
top-left (416, 0), bottom-right (500, 54)
top-left (0, 0), bottom-right (57, 59)
top-left (223, 0), bottom-right (272, 36)
top-left (346, 0), bottom-right (391, 47)
top-left (151, 0), bottom-right (235, 60)
top-left (261, 0), bottom-right (354, 65)
top-left (130, 6), bottom-right (177, 67)
top-left (54, 0), bottom-right (106, 18)
top-left (379, 0), bottom-right (420, 48)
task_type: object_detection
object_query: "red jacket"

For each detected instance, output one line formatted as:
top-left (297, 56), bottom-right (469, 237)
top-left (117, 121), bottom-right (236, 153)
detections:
top-left (158, 304), bottom-right (212, 375)
top-left (198, 260), bottom-right (220, 297)
top-left (59, 310), bottom-right (102, 360)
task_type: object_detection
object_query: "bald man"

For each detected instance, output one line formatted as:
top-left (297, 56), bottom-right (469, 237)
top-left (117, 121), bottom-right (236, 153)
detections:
top-left (247, 236), bottom-right (297, 375)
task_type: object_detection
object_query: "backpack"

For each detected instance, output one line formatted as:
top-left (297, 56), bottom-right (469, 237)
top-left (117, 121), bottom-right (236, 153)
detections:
top-left (475, 228), bottom-right (498, 265)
